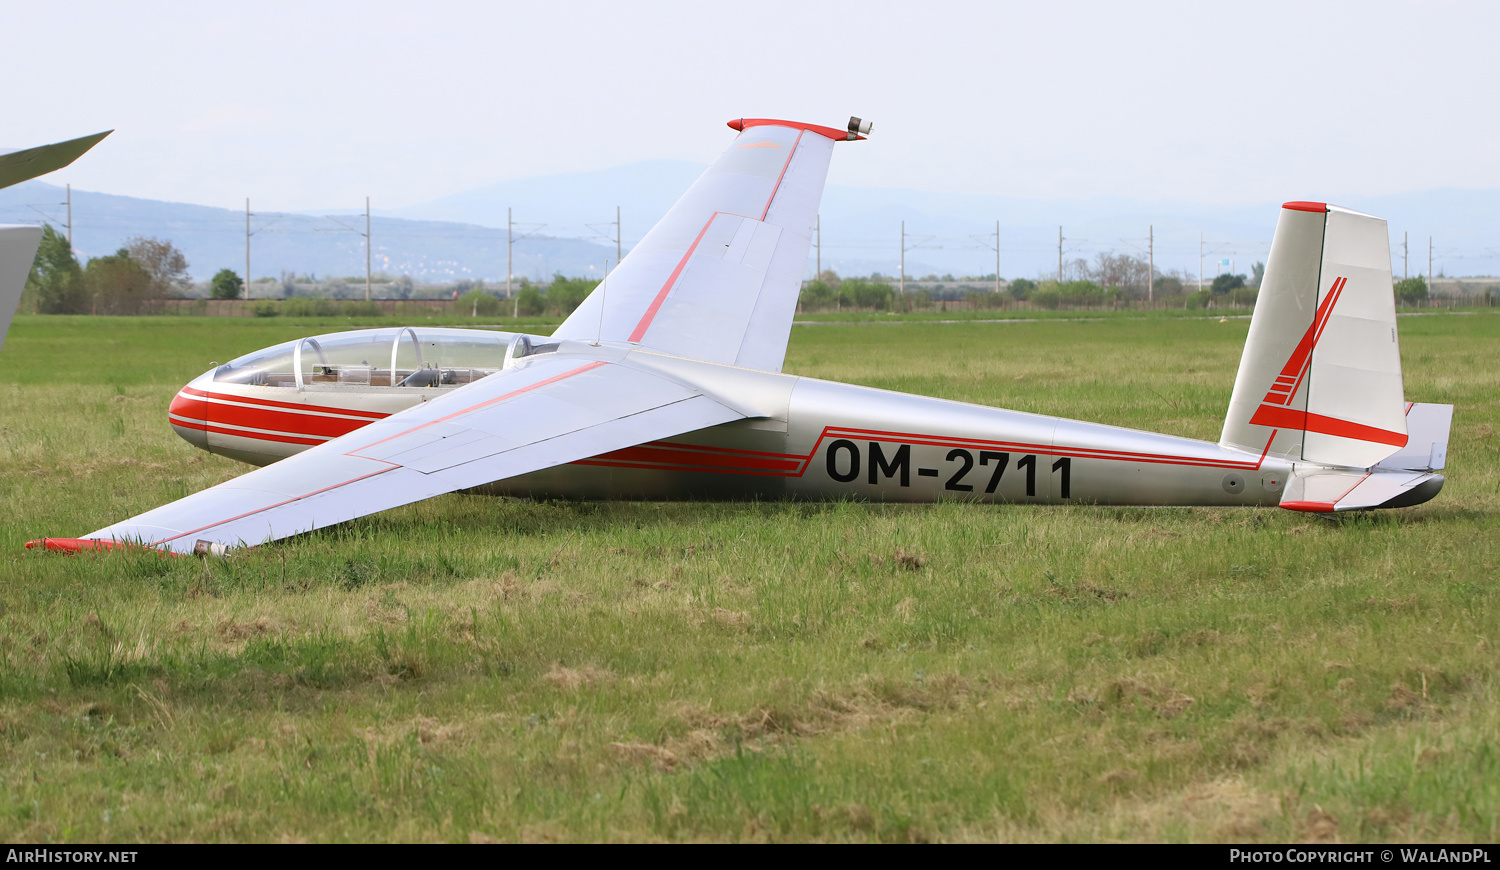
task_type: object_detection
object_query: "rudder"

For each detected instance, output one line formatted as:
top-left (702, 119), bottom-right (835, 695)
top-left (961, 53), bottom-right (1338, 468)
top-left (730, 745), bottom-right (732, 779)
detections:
top-left (1220, 202), bottom-right (1407, 468)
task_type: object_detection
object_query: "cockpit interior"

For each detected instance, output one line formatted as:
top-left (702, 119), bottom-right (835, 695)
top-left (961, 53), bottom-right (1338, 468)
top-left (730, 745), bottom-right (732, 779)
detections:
top-left (211, 327), bottom-right (547, 391)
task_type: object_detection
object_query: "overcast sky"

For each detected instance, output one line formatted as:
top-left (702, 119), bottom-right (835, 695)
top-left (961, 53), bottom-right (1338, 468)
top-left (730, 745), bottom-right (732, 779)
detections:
top-left (6, 1), bottom-right (1497, 213)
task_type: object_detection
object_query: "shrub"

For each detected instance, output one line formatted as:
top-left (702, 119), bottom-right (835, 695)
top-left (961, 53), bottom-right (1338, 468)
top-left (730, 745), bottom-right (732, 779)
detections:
top-left (514, 286), bottom-right (545, 316)
top-left (841, 279), bottom-right (894, 311)
top-left (1394, 276), bottom-right (1428, 306)
top-left (1030, 288), bottom-right (1061, 309)
top-left (799, 280), bottom-right (837, 311)
top-left (282, 297), bottom-right (338, 317)
top-left (253, 300), bottom-right (280, 317)
top-left (1153, 276), bottom-right (1183, 297)
top-left (546, 275), bottom-right (598, 315)
top-left (1058, 280), bottom-right (1108, 307)
top-left (967, 290), bottom-right (1007, 309)
top-left (209, 268), bottom-right (244, 300)
top-left (1211, 273), bottom-right (1247, 295)
top-left (456, 289), bottom-right (502, 317)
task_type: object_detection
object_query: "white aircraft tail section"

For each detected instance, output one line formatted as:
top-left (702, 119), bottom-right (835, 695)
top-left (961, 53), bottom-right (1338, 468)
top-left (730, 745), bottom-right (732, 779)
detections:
top-left (1220, 202), bottom-right (1407, 469)
top-left (1378, 402), bottom-right (1452, 472)
top-left (1280, 466), bottom-right (1444, 513)
top-left (0, 225), bottom-right (44, 355)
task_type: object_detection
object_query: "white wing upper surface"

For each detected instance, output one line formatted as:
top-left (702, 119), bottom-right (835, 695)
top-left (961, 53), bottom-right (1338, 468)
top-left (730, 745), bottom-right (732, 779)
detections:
top-left (86, 350), bottom-right (743, 553)
top-left (552, 121), bottom-right (843, 373)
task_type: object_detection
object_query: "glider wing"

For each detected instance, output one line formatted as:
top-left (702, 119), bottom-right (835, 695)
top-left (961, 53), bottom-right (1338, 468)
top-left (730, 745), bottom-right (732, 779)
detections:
top-left (59, 352), bottom-right (743, 554)
top-left (551, 119), bottom-right (858, 373)
top-left (0, 131), bottom-right (112, 191)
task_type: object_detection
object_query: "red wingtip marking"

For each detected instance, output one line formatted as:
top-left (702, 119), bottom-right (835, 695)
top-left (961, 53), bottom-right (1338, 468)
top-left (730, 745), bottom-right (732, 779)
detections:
top-left (25, 538), bottom-right (180, 556)
top-left (1279, 501), bottom-right (1336, 513)
top-left (726, 118), bottom-right (864, 141)
top-left (1282, 201), bottom-right (1328, 213)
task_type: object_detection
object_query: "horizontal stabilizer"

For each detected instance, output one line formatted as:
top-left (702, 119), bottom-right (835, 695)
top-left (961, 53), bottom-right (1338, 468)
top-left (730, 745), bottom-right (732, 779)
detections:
top-left (1378, 402), bottom-right (1452, 472)
top-left (1280, 466), bottom-right (1443, 513)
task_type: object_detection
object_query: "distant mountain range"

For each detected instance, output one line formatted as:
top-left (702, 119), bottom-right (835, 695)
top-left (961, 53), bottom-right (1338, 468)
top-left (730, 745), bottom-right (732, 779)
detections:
top-left (0, 182), bottom-right (616, 287)
top-left (388, 160), bottom-right (1500, 280)
top-left (1, 161), bottom-right (1496, 285)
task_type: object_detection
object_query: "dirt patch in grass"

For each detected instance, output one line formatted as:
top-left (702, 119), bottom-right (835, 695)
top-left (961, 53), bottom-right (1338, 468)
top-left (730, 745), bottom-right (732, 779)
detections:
top-left (612, 673), bottom-right (977, 773)
top-left (544, 663), bottom-right (614, 690)
top-left (1072, 678), bottom-right (1195, 720)
top-left (711, 608), bottom-right (751, 630)
top-left (1154, 778), bottom-right (1283, 841)
top-left (216, 617), bottom-right (273, 641)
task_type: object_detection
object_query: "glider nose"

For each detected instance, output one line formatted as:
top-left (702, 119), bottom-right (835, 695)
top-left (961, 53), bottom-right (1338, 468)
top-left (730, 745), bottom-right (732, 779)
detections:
top-left (167, 370), bottom-right (214, 452)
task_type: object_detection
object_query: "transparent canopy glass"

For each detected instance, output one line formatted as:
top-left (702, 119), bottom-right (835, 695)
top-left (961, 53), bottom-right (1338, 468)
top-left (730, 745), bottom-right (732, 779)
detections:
top-left (212, 327), bottom-right (519, 389)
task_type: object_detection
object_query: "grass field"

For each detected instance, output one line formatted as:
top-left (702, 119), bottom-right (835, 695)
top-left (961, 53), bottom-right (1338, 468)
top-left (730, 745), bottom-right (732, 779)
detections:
top-left (0, 311), bottom-right (1496, 843)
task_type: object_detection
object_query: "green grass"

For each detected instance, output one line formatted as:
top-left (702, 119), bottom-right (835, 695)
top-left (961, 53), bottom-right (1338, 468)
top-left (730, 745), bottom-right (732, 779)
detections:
top-left (0, 311), bottom-right (1497, 842)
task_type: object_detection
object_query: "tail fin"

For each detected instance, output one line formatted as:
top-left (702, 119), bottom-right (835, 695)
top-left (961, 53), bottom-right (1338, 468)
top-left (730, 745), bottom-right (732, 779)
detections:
top-left (1220, 202), bottom-right (1407, 468)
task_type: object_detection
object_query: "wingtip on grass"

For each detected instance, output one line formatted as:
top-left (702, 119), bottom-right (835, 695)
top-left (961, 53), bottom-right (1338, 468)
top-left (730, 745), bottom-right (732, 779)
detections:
top-left (24, 536), bottom-right (182, 557)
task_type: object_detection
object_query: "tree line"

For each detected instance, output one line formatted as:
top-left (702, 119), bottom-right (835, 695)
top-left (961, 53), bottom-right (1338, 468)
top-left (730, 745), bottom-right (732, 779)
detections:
top-left (23, 225), bottom-right (200, 314)
top-left (19, 222), bottom-right (1438, 317)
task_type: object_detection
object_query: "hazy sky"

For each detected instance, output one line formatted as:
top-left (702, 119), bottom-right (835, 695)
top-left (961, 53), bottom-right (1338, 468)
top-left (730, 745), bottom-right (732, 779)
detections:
top-left (6, 1), bottom-right (1497, 213)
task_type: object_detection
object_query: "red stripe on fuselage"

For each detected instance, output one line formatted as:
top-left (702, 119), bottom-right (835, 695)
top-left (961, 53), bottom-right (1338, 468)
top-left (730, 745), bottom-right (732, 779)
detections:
top-left (571, 425), bottom-right (1269, 478)
top-left (181, 385), bottom-right (389, 419)
top-left (169, 415), bottom-right (326, 446)
top-left (204, 402), bottom-right (372, 439)
top-left (580, 443), bottom-right (804, 474)
top-left (169, 391), bottom-right (208, 425)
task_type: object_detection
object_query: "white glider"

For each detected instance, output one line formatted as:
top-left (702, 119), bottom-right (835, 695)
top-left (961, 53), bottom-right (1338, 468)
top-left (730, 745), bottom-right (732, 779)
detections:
top-left (27, 118), bottom-right (1451, 556)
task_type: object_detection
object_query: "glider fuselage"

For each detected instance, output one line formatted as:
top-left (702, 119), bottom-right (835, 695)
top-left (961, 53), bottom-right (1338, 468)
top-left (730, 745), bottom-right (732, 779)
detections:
top-left (170, 334), bottom-right (1289, 508)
